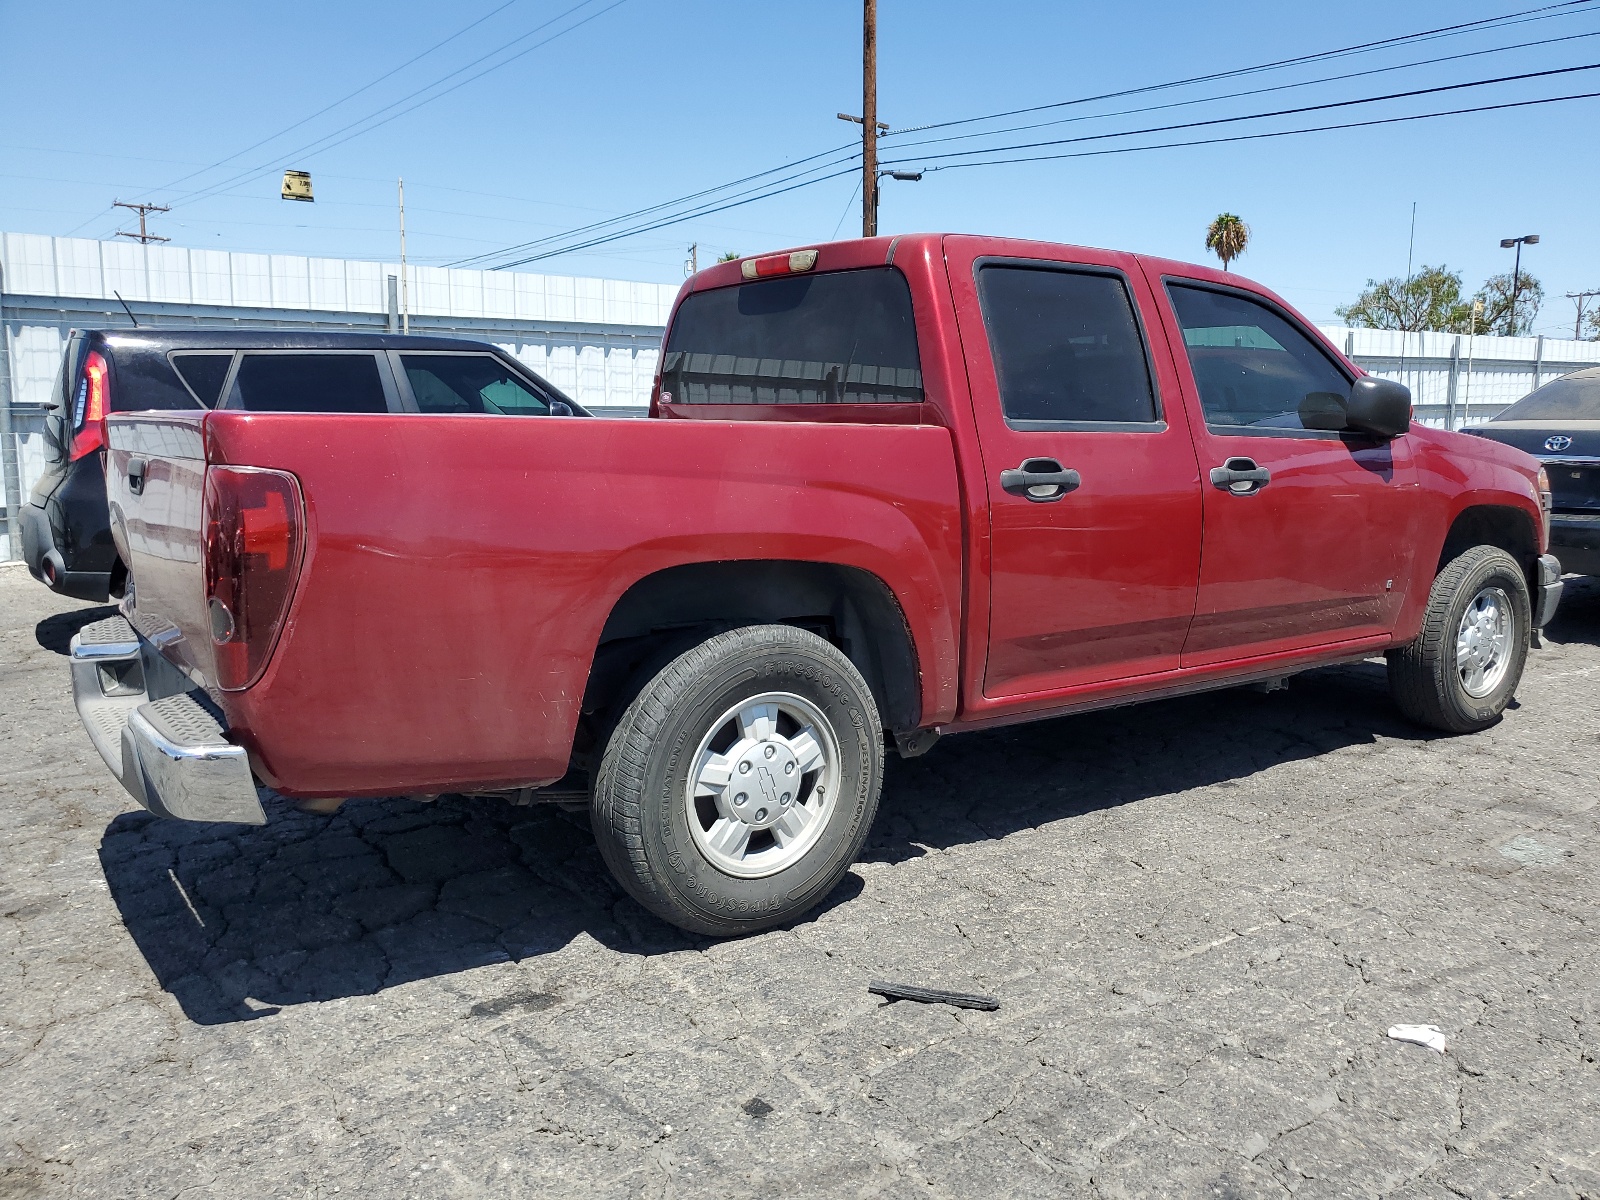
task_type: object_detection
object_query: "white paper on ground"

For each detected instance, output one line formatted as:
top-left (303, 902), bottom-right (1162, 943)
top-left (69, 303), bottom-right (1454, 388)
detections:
top-left (1387, 1023), bottom-right (1449, 1054)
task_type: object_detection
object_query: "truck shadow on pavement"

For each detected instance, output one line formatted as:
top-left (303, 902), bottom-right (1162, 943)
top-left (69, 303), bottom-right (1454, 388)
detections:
top-left (97, 657), bottom-right (1449, 1026)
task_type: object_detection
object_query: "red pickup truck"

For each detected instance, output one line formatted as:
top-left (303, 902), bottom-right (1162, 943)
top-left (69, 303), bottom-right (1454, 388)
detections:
top-left (73, 234), bottom-right (1561, 936)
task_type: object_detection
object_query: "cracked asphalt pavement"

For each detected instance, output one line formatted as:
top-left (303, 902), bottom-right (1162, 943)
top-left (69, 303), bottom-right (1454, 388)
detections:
top-left (2, 564), bottom-right (1596, 1198)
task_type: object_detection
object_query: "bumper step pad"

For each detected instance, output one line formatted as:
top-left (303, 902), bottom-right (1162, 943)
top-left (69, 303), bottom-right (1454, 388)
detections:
top-left (70, 618), bottom-right (266, 825)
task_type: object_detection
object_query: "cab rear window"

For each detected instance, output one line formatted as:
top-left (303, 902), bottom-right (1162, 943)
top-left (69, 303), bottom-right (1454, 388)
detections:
top-left (660, 267), bottom-right (923, 405)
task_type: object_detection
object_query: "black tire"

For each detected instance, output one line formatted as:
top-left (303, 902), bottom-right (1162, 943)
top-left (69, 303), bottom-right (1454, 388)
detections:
top-left (592, 624), bottom-right (883, 936)
top-left (1387, 545), bottom-right (1531, 734)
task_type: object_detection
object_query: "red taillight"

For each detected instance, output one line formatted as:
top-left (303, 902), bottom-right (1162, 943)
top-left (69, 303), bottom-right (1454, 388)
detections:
top-left (740, 249), bottom-right (819, 280)
top-left (68, 351), bottom-right (109, 461)
top-left (202, 466), bottom-right (304, 691)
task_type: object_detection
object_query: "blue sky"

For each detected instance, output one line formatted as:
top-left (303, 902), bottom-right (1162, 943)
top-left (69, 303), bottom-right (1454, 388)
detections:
top-left (1, 0), bottom-right (1597, 333)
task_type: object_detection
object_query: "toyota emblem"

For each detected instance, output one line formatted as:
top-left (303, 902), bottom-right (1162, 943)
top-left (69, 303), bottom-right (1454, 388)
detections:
top-left (1545, 434), bottom-right (1574, 452)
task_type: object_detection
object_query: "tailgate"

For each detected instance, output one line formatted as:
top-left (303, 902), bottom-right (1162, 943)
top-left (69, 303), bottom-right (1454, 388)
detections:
top-left (105, 411), bottom-right (216, 687)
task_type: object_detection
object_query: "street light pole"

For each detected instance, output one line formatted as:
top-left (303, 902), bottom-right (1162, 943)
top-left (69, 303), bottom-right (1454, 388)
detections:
top-left (1499, 234), bottom-right (1540, 335)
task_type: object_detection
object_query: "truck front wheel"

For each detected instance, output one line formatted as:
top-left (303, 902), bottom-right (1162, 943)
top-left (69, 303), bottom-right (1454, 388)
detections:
top-left (591, 624), bottom-right (883, 936)
top-left (1387, 545), bottom-right (1532, 734)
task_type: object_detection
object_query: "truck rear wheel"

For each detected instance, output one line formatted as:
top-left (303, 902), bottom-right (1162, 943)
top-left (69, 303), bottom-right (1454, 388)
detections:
top-left (1387, 545), bottom-right (1531, 734)
top-left (591, 624), bottom-right (883, 936)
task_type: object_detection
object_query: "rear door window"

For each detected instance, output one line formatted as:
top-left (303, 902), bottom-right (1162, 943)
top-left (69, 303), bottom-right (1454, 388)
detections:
top-left (661, 267), bottom-right (923, 404)
top-left (226, 353), bottom-right (389, 413)
top-left (400, 354), bottom-right (551, 415)
top-left (976, 265), bottom-right (1159, 426)
top-left (170, 352), bottom-right (234, 406)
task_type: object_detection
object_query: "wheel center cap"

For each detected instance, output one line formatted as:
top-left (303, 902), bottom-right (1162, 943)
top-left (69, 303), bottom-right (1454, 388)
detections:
top-left (728, 742), bottom-right (799, 828)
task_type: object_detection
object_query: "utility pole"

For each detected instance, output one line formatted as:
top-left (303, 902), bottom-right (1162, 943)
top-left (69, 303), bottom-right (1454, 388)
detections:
top-left (113, 201), bottom-right (170, 244)
top-left (862, 0), bottom-right (877, 237)
top-left (398, 177), bottom-right (410, 335)
top-left (836, 1), bottom-right (887, 237)
top-left (1566, 290), bottom-right (1600, 339)
top-left (686, 243), bottom-right (698, 277)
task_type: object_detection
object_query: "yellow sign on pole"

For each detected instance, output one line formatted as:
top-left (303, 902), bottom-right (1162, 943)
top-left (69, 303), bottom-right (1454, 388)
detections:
top-left (281, 170), bottom-right (314, 202)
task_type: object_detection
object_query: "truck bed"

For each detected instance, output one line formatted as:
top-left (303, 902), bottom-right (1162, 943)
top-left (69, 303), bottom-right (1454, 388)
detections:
top-left (106, 411), bottom-right (963, 797)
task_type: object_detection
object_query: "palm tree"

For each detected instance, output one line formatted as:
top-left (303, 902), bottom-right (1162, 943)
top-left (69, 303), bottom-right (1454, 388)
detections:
top-left (1205, 214), bottom-right (1251, 272)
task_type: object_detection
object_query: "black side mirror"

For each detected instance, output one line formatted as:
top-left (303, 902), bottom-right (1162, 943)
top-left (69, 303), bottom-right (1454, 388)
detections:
top-left (1345, 376), bottom-right (1411, 438)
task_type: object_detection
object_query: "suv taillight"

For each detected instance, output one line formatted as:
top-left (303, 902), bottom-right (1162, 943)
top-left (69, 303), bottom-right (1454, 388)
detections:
top-left (202, 466), bottom-right (304, 690)
top-left (68, 350), bottom-right (110, 461)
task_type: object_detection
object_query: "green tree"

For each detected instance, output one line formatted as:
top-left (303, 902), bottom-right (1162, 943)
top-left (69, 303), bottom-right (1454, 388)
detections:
top-left (716, 251), bottom-right (741, 263)
top-left (1334, 265), bottom-right (1476, 332)
top-left (1472, 271), bottom-right (1543, 337)
top-left (1205, 213), bottom-right (1250, 271)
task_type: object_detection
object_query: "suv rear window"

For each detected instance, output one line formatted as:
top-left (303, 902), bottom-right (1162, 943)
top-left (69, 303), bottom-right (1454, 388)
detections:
top-left (660, 267), bottom-right (923, 405)
top-left (227, 353), bottom-right (388, 413)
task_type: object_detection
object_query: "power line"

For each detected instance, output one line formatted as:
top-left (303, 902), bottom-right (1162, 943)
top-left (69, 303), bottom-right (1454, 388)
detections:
top-left (456, 2), bottom-right (1600, 270)
top-left (163, 0), bottom-right (628, 211)
top-left (508, 89), bottom-right (1600, 266)
top-left (887, 28), bottom-right (1600, 153)
top-left (881, 62), bottom-right (1600, 168)
top-left (152, 0), bottom-right (530, 197)
top-left (884, 0), bottom-right (1597, 139)
top-left (903, 90), bottom-right (1600, 174)
top-left (448, 142), bottom-right (860, 267)
top-left (493, 161), bottom-right (863, 268)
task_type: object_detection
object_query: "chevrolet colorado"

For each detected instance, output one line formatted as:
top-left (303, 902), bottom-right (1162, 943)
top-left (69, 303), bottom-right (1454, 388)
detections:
top-left (70, 234), bottom-right (1561, 935)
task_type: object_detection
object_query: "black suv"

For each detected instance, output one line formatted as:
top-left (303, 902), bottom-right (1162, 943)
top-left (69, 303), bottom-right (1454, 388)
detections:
top-left (22, 328), bottom-right (585, 601)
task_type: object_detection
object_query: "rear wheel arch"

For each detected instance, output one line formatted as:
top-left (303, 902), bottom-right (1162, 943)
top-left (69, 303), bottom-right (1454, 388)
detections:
top-left (583, 559), bottom-right (922, 738)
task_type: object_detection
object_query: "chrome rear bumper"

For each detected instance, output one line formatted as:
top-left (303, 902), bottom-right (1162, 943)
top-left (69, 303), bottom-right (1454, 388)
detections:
top-left (70, 616), bottom-right (265, 825)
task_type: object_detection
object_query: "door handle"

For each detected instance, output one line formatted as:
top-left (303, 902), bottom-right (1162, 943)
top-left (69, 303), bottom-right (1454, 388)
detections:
top-left (1209, 457), bottom-right (1271, 495)
top-left (127, 457), bottom-right (147, 496)
top-left (1000, 457), bottom-right (1082, 502)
